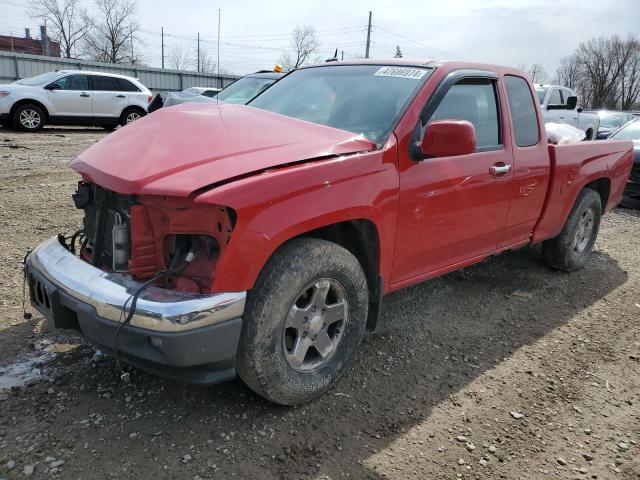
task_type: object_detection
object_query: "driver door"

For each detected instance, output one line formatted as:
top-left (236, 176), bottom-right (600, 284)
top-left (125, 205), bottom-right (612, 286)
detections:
top-left (391, 76), bottom-right (514, 286)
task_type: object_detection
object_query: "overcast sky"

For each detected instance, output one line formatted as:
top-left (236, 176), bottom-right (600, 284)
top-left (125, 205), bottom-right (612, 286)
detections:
top-left (2, 0), bottom-right (639, 76)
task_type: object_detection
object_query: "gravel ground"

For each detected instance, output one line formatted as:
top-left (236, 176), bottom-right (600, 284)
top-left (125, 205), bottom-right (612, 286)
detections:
top-left (0, 126), bottom-right (638, 480)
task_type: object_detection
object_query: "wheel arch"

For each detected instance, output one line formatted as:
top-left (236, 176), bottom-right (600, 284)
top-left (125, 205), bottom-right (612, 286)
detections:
top-left (583, 177), bottom-right (610, 210)
top-left (10, 99), bottom-right (50, 121)
top-left (120, 104), bottom-right (146, 118)
top-left (292, 219), bottom-right (383, 330)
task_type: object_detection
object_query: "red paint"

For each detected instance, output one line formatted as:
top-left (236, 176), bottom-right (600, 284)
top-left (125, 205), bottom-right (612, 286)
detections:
top-left (421, 120), bottom-right (476, 157)
top-left (71, 60), bottom-right (634, 296)
top-left (70, 103), bottom-right (376, 196)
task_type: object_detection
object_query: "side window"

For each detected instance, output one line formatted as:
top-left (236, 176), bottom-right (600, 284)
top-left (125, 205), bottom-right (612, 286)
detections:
top-left (56, 74), bottom-right (88, 90)
top-left (548, 88), bottom-right (562, 105)
top-left (429, 78), bottom-right (501, 150)
top-left (504, 75), bottom-right (539, 147)
top-left (561, 90), bottom-right (574, 105)
top-left (91, 75), bottom-right (119, 91)
top-left (116, 78), bottom-right (140, 92)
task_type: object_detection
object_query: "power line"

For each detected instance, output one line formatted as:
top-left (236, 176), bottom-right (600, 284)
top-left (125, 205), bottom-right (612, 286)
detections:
top-left (372, 25), bottom-right (466, 60)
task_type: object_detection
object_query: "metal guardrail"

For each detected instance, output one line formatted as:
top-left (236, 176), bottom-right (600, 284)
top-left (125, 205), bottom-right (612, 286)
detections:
top-left (0, 51), bottom-right (240, 93)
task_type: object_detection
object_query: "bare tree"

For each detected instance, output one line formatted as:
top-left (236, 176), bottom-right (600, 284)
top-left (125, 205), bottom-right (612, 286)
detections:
top-left (576, 36), bottom-right (635, 108)
top-left (394, 45), bottom-right (403, 58)
top-left (83, 0), bottom-right (141, 64)
top-left (198, 50), bottom-right (216, 74)
top-left (527, 63), bottom-right (549, 84)
top-left (278, 25), bottom-right (320, 71)
top-left (29, 0), bottom-right (89, 58)
top-left (556, 54), bottom-right (582, 90)
top-left (167, 43), bottom-right (191, 71)
top-left (618, 39), bottom-right (640, 110)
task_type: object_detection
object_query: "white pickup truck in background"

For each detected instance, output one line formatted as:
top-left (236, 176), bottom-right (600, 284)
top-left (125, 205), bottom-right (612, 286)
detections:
top-left (535, 84), bottom-right (600, 140)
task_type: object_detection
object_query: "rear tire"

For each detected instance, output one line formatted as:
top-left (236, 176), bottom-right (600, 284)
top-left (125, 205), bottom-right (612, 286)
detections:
top-left (236, 238), bottom-right (369, 405)
top-left (542, 188), bottom-right (602, 272)
top-left (119, 107), bottom-right (145, 126)
top-left (12, 103), bottom-right (45, 131)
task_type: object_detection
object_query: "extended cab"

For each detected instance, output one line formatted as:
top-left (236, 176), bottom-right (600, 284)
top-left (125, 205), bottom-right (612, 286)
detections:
top-left (25, 60), bottom-right (633, 405)
top-left (535, 83), bottom-right (600, 140)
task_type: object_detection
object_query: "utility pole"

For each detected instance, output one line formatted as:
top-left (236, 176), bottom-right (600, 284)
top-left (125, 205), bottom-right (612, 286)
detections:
top-left (130, 25), bottom-right (134, 64)
top-left (161, 27), bottom-right (165, 69)
top-left (365, 11), bottom-right (372, 59)
top-left (217, 9), bottom-right (221, 80)
top-left (197, 33), bottom-right (200, 72)
top-left (10, 31), bottom-right (14, 53)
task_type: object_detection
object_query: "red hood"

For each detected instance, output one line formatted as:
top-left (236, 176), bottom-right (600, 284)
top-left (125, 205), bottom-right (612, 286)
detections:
top-left (71, 103), bottom-right (376, 196)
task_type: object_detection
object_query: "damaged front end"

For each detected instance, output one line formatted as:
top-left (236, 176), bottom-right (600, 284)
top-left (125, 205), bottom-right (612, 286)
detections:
top-left (23, 182), bottom-right (246, 384)
top-left (73, 182), bottom-right (235, 294)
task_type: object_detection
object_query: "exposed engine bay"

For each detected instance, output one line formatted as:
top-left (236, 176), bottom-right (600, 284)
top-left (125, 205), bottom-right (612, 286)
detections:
top-left (72, 182), bottom-right (235, 293)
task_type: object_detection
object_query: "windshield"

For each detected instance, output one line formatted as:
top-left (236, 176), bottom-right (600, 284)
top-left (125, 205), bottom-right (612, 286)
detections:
top-left (15, 71), bottom-right (62, 86)
top-left (249, 65), bottom-right (432, 145)
top-left (535, 86), bottom-right (548, 104)
top-left (216, 77), bottom-right (276, 104)
top-left (611, 118), bottom-right (640, 141)
top-left (598, 112), bottom-right (622, 129)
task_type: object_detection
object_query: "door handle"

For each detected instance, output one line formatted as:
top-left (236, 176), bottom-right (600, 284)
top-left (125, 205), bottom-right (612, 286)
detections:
top-left (489, 164), bottom-right (511, 176)
top-left (80, 93), bottom-right (90, 97)
top-left (116, 94), bottom-right (125, 98)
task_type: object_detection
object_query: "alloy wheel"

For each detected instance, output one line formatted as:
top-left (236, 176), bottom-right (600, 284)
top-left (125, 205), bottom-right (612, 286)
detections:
top-left (282, 278), bottom-right (349, 373)
top-left (19, 109), bottom-right (41, 129)
top-left (572, 207), bottom-right (594, 254)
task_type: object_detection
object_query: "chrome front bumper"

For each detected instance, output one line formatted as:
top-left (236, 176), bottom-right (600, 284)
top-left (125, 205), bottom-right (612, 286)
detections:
top-left (26, 237), bottom-right (246, 333)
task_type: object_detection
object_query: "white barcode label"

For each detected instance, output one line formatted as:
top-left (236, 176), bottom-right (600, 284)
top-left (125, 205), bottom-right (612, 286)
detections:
top-left (374, 66), bottom-right (427, 79)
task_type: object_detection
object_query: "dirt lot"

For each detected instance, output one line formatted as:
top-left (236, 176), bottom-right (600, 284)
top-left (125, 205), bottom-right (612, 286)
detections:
top-left (0, 126), bottom-right (638, 480)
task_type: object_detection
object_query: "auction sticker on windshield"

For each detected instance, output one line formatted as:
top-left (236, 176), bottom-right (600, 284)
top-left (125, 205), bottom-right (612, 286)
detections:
top-left (374, 66), bottom-right (427, 79)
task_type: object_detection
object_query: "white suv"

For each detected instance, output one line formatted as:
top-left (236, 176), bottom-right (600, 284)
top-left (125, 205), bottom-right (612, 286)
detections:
top-left (0, 70), bottom-right (152, 131)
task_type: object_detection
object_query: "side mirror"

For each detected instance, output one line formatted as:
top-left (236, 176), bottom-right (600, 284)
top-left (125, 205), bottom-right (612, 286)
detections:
top-left (416, 120), bottom-right (476, 159)
top-left (44, 82), bottom-right (60, 90)
top-left (566, 96), bottom-right (578, 109)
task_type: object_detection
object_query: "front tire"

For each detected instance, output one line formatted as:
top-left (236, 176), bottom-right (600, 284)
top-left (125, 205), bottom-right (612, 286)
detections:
top-left (543, 188), bottom-right (602, 271)
top-left (236, 238), bottom-right (369, 405)
top-left (13, 104), bottom-right (45, 131)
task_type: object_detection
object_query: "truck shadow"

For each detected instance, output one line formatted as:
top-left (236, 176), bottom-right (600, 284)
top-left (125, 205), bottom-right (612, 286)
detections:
top-left (0, 247), bottom-right (628, 479)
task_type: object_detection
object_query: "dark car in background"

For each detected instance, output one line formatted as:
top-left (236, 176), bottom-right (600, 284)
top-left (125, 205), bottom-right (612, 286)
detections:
top-left (214, 71), bottom-right (284, 104)
top-left (608, 117), bottom-right (640, 208)
top-left (148, 71), bottom-right (284, 113)
top-left (596, 110), bottom-right (637, 139)
top-left (182, 87), bottom-right (221, 98)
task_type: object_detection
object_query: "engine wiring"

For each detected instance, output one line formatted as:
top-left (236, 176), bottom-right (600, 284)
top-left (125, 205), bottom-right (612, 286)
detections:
top-left (112, 243), bottom-right (198, 382)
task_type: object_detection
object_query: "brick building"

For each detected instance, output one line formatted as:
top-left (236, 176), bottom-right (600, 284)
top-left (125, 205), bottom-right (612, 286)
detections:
top-left (0, 26), bottom-right (61, 57)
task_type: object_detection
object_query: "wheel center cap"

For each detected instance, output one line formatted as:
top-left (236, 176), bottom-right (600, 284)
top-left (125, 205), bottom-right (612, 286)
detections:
top-left (308, 314), bottom-right (324, 336)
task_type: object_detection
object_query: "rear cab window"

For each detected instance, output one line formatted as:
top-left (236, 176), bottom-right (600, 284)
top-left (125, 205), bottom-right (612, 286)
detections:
top-left (504, 75), bottom-right (539, 147)
top-left (548, 88), bottom-right (562, 105)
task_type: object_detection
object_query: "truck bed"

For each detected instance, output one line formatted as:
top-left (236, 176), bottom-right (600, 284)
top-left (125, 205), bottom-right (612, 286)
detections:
top-left (532, 140), bottom-right (633, 243)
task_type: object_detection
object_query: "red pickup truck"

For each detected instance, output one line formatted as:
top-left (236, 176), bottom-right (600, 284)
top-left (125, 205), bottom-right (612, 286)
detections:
top-left (26, 60), bottom-right (633, 405)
